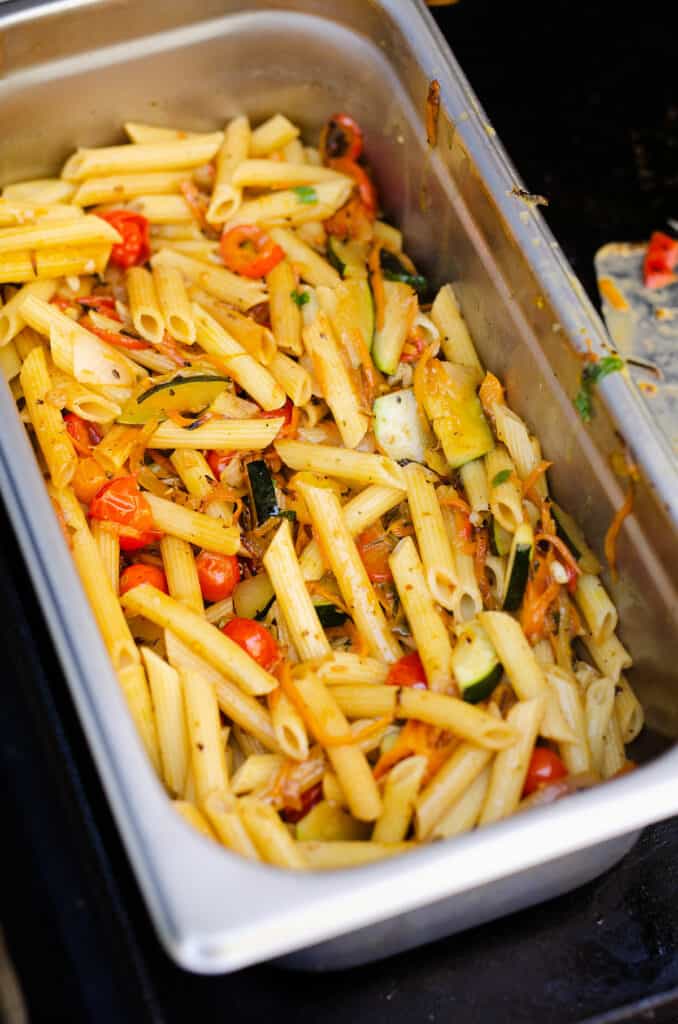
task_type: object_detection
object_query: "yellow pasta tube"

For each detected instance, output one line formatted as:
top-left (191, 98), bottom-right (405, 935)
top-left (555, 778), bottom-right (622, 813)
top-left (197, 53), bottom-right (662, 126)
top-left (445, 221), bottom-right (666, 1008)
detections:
top-left (233, 160), bottom-right (348, 189)
top-left (0, 251), bottom-right (35, 284)
top-left (268, 350), bottom-right (313, 406)
top-left (389, 538), bottom-right (454, 692)
top-left (193, 302), bottom-right (284, 410)
top-left (267, 258), bottom-right (303, 356)
top-left (141, 647), bottom-right (190, 796)
top-left (373, 755), bottom-right (427, 843)
top-left (145, 492), bottom-right (239, 555)
top-left (581, 630), bottom-right (632, 682)
top-left (479, 611), bottom-right (575, 743)
top-left (169, 448), bottom-right (215, 498)
top-left (404, 463), bottom-right (457, 607)
top-left (601, 711), bottom-right (626, 779)
top-left (160, 535), bottom-right (204, 615)
top-left (187, 289), bottom-right (276, 364)
top-left (585, 676), bottom-right (615, 775)
top-left (249, 114), bottom-right (300, 157)
top-left (439, 496), bottom-right (483, 622)
top-left (117, 662), bottom-right (161, 775)
top-left (315, 652), bottom-right (390, 687)
top-left (35, 244), bottom-right (111, 280)
top-left (181, 668), bottom-right (229, 803)
top-left (152, 248), bottom-right (267, 312)
top-left (239, 799), bottom-right (307, 869)
top-left (304, 312), bottom-right (368, 449)
top-left (286, 665), bottom-right (382, 821)
top-left (61, 134), bottom-right (224, 181)
top-left (545, 666), bottom-right (592, 774)
top-left (126, 266), bottom-right (164, 344)
top-left (430, 765), bottom-right (491, 840)
top-left (263, 519), bottom-right (330, 660)
top-left (459, 458), bottom-right (490, 517)
top-left (152, 263), bottom-right (195, 345)
top-left (415, 742), bottom-right (493, 840)
top-left (485, 445), bottom-right (524, 533)
top-left (0, 340), bottom-right (21, 381)
top-left (90, 519), bottom-right (120, 594)
top-left (121, 586), bottom-right (276, 696)
top-left (46, 482), bottom-right (87, 532)
top-left (47, 368), bottom-right (122, 423)
top-left (327, 684), bottom-right (397, 719)
top-left (226, 180), bottom-right (353, 230)
top-left (276, 439), bottom-right (405, 490)
top-left (574, 574), bottom-right (618, 646)
top-left (493, 404), bottom-right (539, 481)
top-left (73, 171), bottom-right (188, 206)
top-left (0, 280), bottom-right (56, 346)
top-left (20, 345), bottom-right (77, 487)
top-left (297, 840), bottom-right (412, 870)
top-left (206, 115), bottom-right (250, 225)
top-left (269, 689), bottom-right (309, 762)
top-left (124, 123), bottom-right (212, 143)
top-left (0, 215), bottom-right (121, 255)
top-left (92, 424), bottom-right (140, 473)
top-left (148, 416), bottom-right (283, 452)
top-left (3, 179), bottom-right (76, 204)
top-left (298, 482), bottom-right (402, 662)
top-left (431, 284), bottom-right (483, 372)
top-left (174, 801), bottom-right (217, 840)
top-left (268, 227), bottom-right (340, 288)
top-left (230, 754), bottom-right (284, 796)
top-left (479, 697), bottom-right (545, 825)
top-left (299, 483), bottom-right (404, 582)
top-left (165, 633), bottom-right (278, 751)
top-left (202, 791), bottom-right (260, 860)
top-left (399, 688), bottom-right (516, 749)
top-left (614, 675), bottom-right (644, 744)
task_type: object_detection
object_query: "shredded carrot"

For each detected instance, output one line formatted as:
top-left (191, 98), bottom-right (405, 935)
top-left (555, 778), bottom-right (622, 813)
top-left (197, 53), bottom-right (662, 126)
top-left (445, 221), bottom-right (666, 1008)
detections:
top-left (166, 409), bottom-right (198, 428)
top-left (521, 460), bottom-right (553, 499)
top-left (179, 179), bottom-right (209, 229)
top-left (279, 403), bottom-right (300, 439)
top-left (278, 662), bottom-right (360, 747)
top-left (351, 716), bottom-right (394, 746)
top-left (413, 342), bottom-right (437, 413)
top-left (479, 371), bottom-right (505, 417)
top-left (350, 326), bottom-right (380, 406)
top-left (368, 241), bottom-right (385, 331)
top-left (534, 533), bottom-right (582, 581)
top-left (438, 491), bottom-right (472, 516)
top-left (604, 483), bottom-right (634, 580)
top-left (373, 719), bottom-right (455, 784)
top-left (522, 579), bottom-right (561, 641)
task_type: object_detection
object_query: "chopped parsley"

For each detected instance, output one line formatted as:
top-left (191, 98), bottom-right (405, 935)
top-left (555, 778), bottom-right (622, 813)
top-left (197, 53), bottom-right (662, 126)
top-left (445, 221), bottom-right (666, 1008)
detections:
top-left (574, 355), bottom-right (625, 422)
top-left (492, 468), bottom-right (512, 487)
top-left (293, 185), bottom-right (318, 205)
top-left (290, 288), bottom-right (310, 308)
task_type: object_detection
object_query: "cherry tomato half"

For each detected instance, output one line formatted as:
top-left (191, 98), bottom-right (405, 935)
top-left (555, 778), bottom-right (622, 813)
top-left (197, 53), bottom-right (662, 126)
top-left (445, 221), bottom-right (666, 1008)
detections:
top-left (196, 550), bottom-right (240, 603)
top-left (643, 231), bottom-right (678, 290)
top-left (328, 157), bottom-right (377, 215)
top-left (90, 476), bottom-right (154, 535)
top-left (356, 523), bottom-right (393, 583)
top-left (97, 210), bottom-right (151, 269)
top-left (281, 782), bottom-right (323, 824)
top-left (320, 113), bottom-right (364, 162)
top-left (119, 563), bottom-right (168, 597)
top-left (64, 412), bottom-right (103, 454)
top-left (523, 747), bottom-right (567, 796)
top-left (258, 397), bottom-right (294, 431)
top-left (72, 457), bottom-right (109, 504)
top-left (207, 449), bottom-right (237, 480)
top-left (386, 651), bottom-right (428, 689)
top-left (222, 617), bottom-right (279, 670)
top-left (219, 225), bottom-right (284, 279)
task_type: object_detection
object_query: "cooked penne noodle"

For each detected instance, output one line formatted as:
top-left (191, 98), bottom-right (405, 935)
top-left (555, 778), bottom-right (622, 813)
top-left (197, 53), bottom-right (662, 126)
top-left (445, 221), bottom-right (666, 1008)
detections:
top-left (173, 801), bottom-right (217, 840)
top-left (0, 215), bottom-right (120, 255)
top-left (439, 495), bottom-right (483, 621)
top-left (263, 519), bottom-right (330, 660)
top-left (145, 493), bottom-right (239, 555)
top-left (206, 115), bottom-right (250, 225)
top-left (0, 339), bottom-right (21, 381)
top-left (233, 160), bottom-right (348, 189)
top-left (268, 227), bottom-right (341, 287)
top-left (225, 179), bottom-right (353, 230)
top-left (147, 416), bottom-right (283, 452)
top-left (73, 171), bottom-right (188, 206)
top-left (404, 463), bottom-right (457, 608)
top-left (34, 243), bottom-right (111, 279)
top-left (230, 753), bottom-right (284, 796)
top-left (581, 630), bottom-right (632, 682)
top-left (122, 585), bottom-right (277, 696)
top-left (459, 458), bottom-right (490, 517)
top-left (2, 179), bottom-right (76, 204)
top-left (493, 404), bottom-right (539, 481)
top-left (575, 573), bottom-right (618, 646)
top-left (372, 280), bottom-right (417, 371)
top-left (268, 350), bottom-right (312, 406)
top-left (416, 742), bottom-right (493, 840)
top-left (203, 791), bottom-right (260, 859)
top-left (479, 697), bottom-right (545, 825)
top-left (20, 345), bottom-right (78, 487)
top-left (315, 652), bottom-right (391, 687)
top-left (276, 439), bottom-right (405, 489)
top-left (169, 448), bottom-right (215, 497)
top-left (249, 114), bottom-right (300, 157)
top-left (304, 312), bottom-right (368, 449)
top-left (389, 537), bottom-right (454, 691)
top-left (0, 251), bottom-right (35, 284)
top-left (485, 445), bottom-right (523, 533)
top-left (48, 368), bottom-right (122, 422)
top-left (152, 248), bottom-right (267, 312)
top-left (267, 258), bottom-right (303, 356)
top-left (124, 123), bottom-right (212, 143)
top-left (152, 263), bottom-right (196, 345)
top-left (614, 675), bottom-right (644, 744)
top-left (585, 676), bottom-right (615, 775)
top-left (160, 535), bottom-right (204, 615)
top-left (430, 765), bottom-right (492, 840)
top-left (181, 667), bottom-right (229, 803)
top-left (601, 710), bottom-right (626, 779)
top-left (141, 647), bottom-right (190, 796)
top-left (373, 755), bottom-right (427, 843)
top-left (61, 135), bottom-right (224, 181)
top-left (298, 482), bottom-right (402, 662)
top-left (431, 283), bottom-right (482, 372)
top-left (240, 799), bottom-right (307, 868)
top-left (545, 666), bottom-right (592, 774)
top-left (117, 662), bottom-right (161, 774)
top-left (91, 519), bottom-right (120, 594)
top-left (187, 289), bottom-right (276, 364)
top-left (269, 689), bottom-right (309, 762)
top-left (0, 280), bottom-right (56, 346)
top-left (297, 840), bottom-right (413, 870)
top-left (127, 266), bottom-right (164, 344)
top-left (120, 194), bottom-right (193, 224)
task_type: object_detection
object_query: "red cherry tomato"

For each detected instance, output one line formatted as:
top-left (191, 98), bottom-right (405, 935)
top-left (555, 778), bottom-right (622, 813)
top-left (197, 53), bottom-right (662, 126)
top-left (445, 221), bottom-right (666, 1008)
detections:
top-left (281, 782), bottom-right (323, 824)
top-left (328, 157), bottom-right (377, 215)
top-left (97, 210), bottom-right (151, 269)
top-left (72, 457), bottom-right (109, 504)
top-left (320, 114), bottom-right (364, 162)
top-left (222, 617), bottom-right (279, 670)
top-left (523, 747), bottom-right (567, 796)
top-left (386, 651), bottom-right (428, 689)
top-left (258, 397), bottom-right (294, 434)
top-left (643, 231), bottom-right (678, 290)
top-left (64, 412), bottom-right (103, 454)
top-left (196, 550), bottom-right (240, 603)
top-left (207, 450), bottom-right (237, 480)
top-left (356, 523), bottom-right (393, 583)
top-left (119, 563), bottom-right (168, 597)
top-left (89, 476), bottom-right (158, 551)
top-left (219, 225), bottom-right (284, 279)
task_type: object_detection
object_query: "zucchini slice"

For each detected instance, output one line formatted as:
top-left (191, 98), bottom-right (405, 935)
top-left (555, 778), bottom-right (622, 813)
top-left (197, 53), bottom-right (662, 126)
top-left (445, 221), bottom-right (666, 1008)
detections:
top-left (490, 516), bottom-right (512, 557)
top-left (327, 237), bottom-right (369, 279)
top-left (452, 620), bottom-right (502, 703)
top-left (502, 522), bottom-right (534, 611)
top-left (373, 388), bottom-right (433, 463)
top-left (379, 249), bottom-right (428, 296)
top-left (246, 460), bottom-right (280, 526)
top-left (311, 577), bottom-right (350, 627)
top-left (232, 572), bottom-right (275, 621)
top-left (551, 502), bottom-right (601, 574)
top-left (371, 280), bottom-right (417, 375)
top-left (117, 373), bottom-right (230, 425)
top-left (421, 360), bottom-right (494, 469)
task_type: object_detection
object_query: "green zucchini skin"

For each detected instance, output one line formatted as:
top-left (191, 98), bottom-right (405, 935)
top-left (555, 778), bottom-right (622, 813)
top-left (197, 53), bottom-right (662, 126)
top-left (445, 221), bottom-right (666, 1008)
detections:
top-left (490, 517), bottom-right (512, 557)
top-left (117, 373), bottom-right (230, 425)
top-left (452, 620), bottom-right (502, 703)
top-left (379, 249), bottom-right (428, 296)
top-left (314, 604), bottom-right (349, 628)
top-left (502, 523), bottom-right (534, 611)
top-left (247, 460), bottom-right (280, 525)
top-left (327, 237), bottom-right (368, 279)
top-left (462, 663), bottom-right (503, 703)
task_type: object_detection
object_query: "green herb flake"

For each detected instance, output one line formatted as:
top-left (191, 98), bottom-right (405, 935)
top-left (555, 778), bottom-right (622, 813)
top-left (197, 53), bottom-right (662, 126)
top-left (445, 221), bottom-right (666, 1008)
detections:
top-left (492, 468), bottom-right (512, 487)
top-left (293, 185), bottom-right (318, 205)
top-left (574, 354), bottom-right (625, 422)
top-left (290, 289), bottom-right (310, 308)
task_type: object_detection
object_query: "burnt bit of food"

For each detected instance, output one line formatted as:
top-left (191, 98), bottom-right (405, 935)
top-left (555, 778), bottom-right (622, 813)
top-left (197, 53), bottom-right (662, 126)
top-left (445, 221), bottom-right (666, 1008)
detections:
top-left (425, 79), bottom-right (440, 147)
top-left (510, 186), bottom-right (549, 207)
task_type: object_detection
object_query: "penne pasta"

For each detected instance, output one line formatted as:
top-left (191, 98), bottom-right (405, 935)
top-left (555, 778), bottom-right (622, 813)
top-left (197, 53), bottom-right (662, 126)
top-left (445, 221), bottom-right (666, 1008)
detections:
top-left (147, 416), bottom-right (283, 452)
top-left (141, 647), bottom-right (190, 796)
top-left (152, 263), bottom-right (196, 344)
top-left (276, 439), bottom-right (405, 489)
top-left (61, 134), bottom-right (224, 181)
top-left (20, 345), bottom-right (77, 487)
top-left (404, 463), bottom-right (457, 608)
top-left (431, 284), bottom-right (483, 372)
